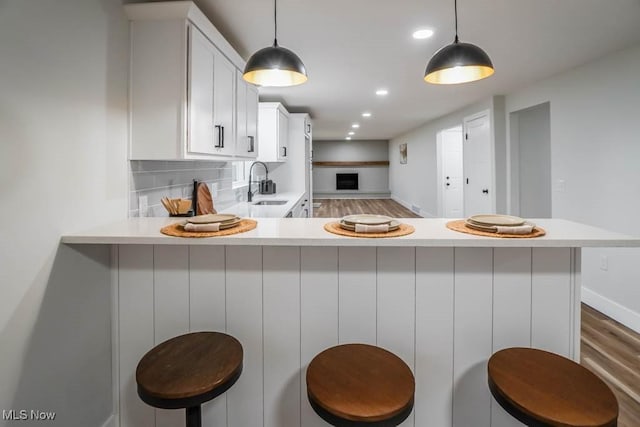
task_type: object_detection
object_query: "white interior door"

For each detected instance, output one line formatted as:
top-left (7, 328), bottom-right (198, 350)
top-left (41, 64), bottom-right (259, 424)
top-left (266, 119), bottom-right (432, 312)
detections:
top-left (440, 127), bottom-right (464, 218)
top-left (464, 112), bottom-right (493, 216)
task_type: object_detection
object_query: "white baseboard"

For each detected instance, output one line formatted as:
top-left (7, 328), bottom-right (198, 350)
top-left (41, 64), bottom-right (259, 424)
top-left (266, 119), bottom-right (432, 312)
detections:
top-left (100, 414), bottom-right (117, 427)
top-left (390, 195), bottom-right (434, 218)
top-left (582, 287), bottom-right (640, 334)
top-left (313, 192), bottom-right (391, 199)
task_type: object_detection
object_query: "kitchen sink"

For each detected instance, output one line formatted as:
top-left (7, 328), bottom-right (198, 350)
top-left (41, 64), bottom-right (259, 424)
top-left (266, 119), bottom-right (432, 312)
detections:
top-left (253, 200), bottom-right (287, 206)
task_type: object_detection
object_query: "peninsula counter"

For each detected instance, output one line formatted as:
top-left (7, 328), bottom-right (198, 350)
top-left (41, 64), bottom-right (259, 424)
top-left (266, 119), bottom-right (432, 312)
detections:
top-left (62, 218), bottom-right (639, 427)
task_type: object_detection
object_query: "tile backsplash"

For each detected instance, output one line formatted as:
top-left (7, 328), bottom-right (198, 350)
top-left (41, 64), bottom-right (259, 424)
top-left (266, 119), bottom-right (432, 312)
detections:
top-left (129, 160), bottom-right (246, 217)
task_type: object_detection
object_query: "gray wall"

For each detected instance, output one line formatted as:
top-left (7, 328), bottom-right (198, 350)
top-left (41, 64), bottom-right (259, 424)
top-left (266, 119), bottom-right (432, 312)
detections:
top-left (313, 140), bottom-right (390, 197)
top-left (505, 44), bottom-right (640, 332)
top-left (388, 98), bottom-right (496, 217)
top-left (511, 102), bottom-right (552, 217)
top-left (0, 0), bottom-right (129, 425)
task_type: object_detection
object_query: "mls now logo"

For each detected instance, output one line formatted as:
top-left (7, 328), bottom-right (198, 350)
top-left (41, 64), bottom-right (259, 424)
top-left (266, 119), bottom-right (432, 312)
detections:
top-left (2, 410), bottom-right (56, 421)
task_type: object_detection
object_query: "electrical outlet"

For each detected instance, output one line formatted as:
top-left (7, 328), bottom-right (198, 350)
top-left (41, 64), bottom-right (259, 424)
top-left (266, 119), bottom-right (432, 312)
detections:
top-left (600, 255), bottom-right (608, 271)
top-left (139, 195), bottom-right (148, 217)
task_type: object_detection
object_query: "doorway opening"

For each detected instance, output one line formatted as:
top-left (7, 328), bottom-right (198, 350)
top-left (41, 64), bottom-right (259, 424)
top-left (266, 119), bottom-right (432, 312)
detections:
top-left (436, 126), bottom-right (464, 218)
top-left (509, 102), bottom-right (551, 217)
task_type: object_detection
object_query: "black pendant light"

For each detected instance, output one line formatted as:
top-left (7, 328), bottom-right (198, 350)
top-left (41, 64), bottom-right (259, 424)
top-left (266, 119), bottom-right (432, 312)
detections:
top-left (243, 0), bottom-right (307, 87)
top-left (424, 0), bottom-right (494, 84)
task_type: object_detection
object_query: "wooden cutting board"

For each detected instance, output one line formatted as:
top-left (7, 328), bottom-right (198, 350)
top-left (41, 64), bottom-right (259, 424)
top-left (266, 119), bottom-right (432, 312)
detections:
top-left (196, 183), bottom-right (216, 215)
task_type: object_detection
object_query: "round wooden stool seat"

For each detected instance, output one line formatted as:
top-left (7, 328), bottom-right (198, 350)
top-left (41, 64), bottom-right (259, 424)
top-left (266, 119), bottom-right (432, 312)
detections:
top-left (488, 347), bottom-right (618, 427)
top-left (306, 344), bottom-right (415, 426)
top-left (136, 332), bottom-right (242, 427)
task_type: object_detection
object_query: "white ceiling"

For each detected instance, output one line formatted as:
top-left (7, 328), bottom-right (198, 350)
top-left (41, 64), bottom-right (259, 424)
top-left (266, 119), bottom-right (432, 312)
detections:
top-left (189, 0), bottom-right (640, 140)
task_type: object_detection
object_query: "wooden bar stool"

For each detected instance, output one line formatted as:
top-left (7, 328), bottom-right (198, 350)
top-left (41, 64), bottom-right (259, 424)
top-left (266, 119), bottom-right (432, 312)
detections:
top-left (488, 347), bottom-right (618, 427)
top-left (136, 332), bottom-right (243, 427)
top-left (306, 344), bottom-right (415, 426)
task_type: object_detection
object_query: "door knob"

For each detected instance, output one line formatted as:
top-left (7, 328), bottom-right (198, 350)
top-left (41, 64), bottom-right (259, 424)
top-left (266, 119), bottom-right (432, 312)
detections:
top-left (482, 189), bottom-right (489, 194)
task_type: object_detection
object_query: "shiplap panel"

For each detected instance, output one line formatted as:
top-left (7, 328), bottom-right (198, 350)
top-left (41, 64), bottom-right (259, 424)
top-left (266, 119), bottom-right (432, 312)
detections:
top-left (154, 245), bottom-right (190, 342)
top-left (491, 248), bottom-right (531, 427)
top-left (189, 246), bottom-right (226, 331)
top-left (189, 246), bottom-right (227, 426)
top-left (571, 249), bottom-right (581, 360)
top-left (415, 247), bottom-right (454, 427)
top-left (113, 244), bottom-right (581, 427)
top-left (377, 247), bottom-right (416, 365)
top-left (377, 247), bottom-right (416, 427)
top-left (338, 247), bottom-right (377, 344)
top-left (300, 247), bottom-right (339, 427)
top-left (532, 248), bottom-right (572, 357)
top-left (154, 245), bottom-right (190, 427)
top-left (263, 247), bottom-right (301, 427)
top-left (492, 248), bottom-right (532, 349)
top-left (453, 248), bottom-right (493, 427)
top-left (225, 246), bottom-right (263, 427)
top-left (118, 245), bottom-right (155, 427)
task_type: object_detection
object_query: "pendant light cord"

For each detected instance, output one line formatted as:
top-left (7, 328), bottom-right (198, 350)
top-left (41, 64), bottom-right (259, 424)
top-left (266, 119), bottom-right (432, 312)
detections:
top-left (454, 0), bottom-right (459, 43)
top-left (273, 0), bottom-right (278, 46)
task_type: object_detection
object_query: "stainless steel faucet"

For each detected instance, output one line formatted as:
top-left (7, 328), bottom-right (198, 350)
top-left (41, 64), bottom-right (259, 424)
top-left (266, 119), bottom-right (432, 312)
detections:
top-left (247, 161), bottom-right (269, 202)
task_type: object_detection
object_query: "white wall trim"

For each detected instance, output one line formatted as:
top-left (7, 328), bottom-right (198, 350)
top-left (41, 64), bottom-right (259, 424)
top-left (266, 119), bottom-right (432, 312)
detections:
top-left (111, 245), bottom-right (120, 427)
top-left (100, 414), bottom-right (117, 427)
top-left (582, 286), bottom-right (640, 334)
top-left (314, 192), bottom-right (391, 199)
top-left (390, 194), bottom-right (435, 218)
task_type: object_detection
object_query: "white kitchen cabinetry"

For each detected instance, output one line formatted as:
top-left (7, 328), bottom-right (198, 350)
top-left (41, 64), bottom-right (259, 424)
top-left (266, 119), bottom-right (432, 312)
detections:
top-left (288, 196), bottom-right (309, 218)
top-left (289, 113), bottom-right (313, 216)
top-left (126, 2), bottom-right (256, 160)
top-left (258, 102), bottom-right (289, 162)
top-left (235, 72), bottom-right (259, 159)
top-left (188, 26), bottom-right (235, 157)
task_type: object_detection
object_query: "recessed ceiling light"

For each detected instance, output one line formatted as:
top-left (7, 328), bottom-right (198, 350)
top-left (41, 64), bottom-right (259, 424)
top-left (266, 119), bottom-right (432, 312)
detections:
top-left (351, 123), bottom-right (360, 128)
top-left (376, 89), bottom-right (388, 96)
top-left (412, 29), bottom-right (434, 39)
top-left (345, 137), bottom-right (352, 140)
top-left (348, 131), bottom-right (355, 135)
top-left (362, 112), bottom-right (372, 118)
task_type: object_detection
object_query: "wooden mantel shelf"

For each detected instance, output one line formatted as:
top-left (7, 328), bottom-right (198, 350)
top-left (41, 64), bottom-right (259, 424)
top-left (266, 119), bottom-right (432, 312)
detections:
top-left (313, 161), bottom-right (390, 167)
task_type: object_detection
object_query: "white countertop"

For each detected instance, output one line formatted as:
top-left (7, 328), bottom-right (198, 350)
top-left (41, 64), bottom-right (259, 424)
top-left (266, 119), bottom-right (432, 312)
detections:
top-left (219, 191), bottom-right (305, 218)
top-left (61, 217), bottom-right (640, 248)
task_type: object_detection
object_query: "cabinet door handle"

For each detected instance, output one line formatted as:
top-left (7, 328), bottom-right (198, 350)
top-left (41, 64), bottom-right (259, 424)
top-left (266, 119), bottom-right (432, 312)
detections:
top-left (283, 146), bottom-right (287, 157)
top-left (221, 125), bottom-right (225, 148)
top-left (214, 125), bottom-right (222, 148)
top-left (248, 136), bottom-right (254, 152)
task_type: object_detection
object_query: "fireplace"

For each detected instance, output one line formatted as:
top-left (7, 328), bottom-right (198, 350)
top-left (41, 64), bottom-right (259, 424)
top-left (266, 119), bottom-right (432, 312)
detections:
top-left (336, 173), bottom-right (358, 190)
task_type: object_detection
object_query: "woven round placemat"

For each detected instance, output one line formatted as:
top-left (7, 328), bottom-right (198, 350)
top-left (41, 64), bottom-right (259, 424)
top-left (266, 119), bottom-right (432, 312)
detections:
top-left (446, 220), bottom-right (546, 238)
top-left (324, 221), bottom-right (415, 238)
top-left (160, 219), bottom-right (257, 238)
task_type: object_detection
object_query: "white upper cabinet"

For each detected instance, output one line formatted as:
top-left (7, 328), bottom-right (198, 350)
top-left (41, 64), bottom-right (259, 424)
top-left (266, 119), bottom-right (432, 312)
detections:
top-left (212, 40), bottom-right (236, 157)
top-left (258, 102), bottom-right (289, 162)
top-left (126, 2), bottom-right (257, 160)
top-left (188, 25), bottom-right (215, 156)
top-left (235, 72), bottom-right (259, 159)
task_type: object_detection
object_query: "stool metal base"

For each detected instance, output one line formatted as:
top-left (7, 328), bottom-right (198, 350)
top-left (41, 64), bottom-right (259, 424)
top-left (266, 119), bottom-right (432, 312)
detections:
top-left (186, 406), bottom-right (201, 427)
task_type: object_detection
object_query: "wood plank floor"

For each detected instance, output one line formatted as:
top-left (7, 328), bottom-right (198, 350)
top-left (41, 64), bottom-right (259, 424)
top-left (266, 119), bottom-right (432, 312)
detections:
top-left (313, 198), bottom-right (422, 218)
top-left (581, 303), bottom-right (640, 427)
top-left (312, 198), bottom-right (640, 425)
